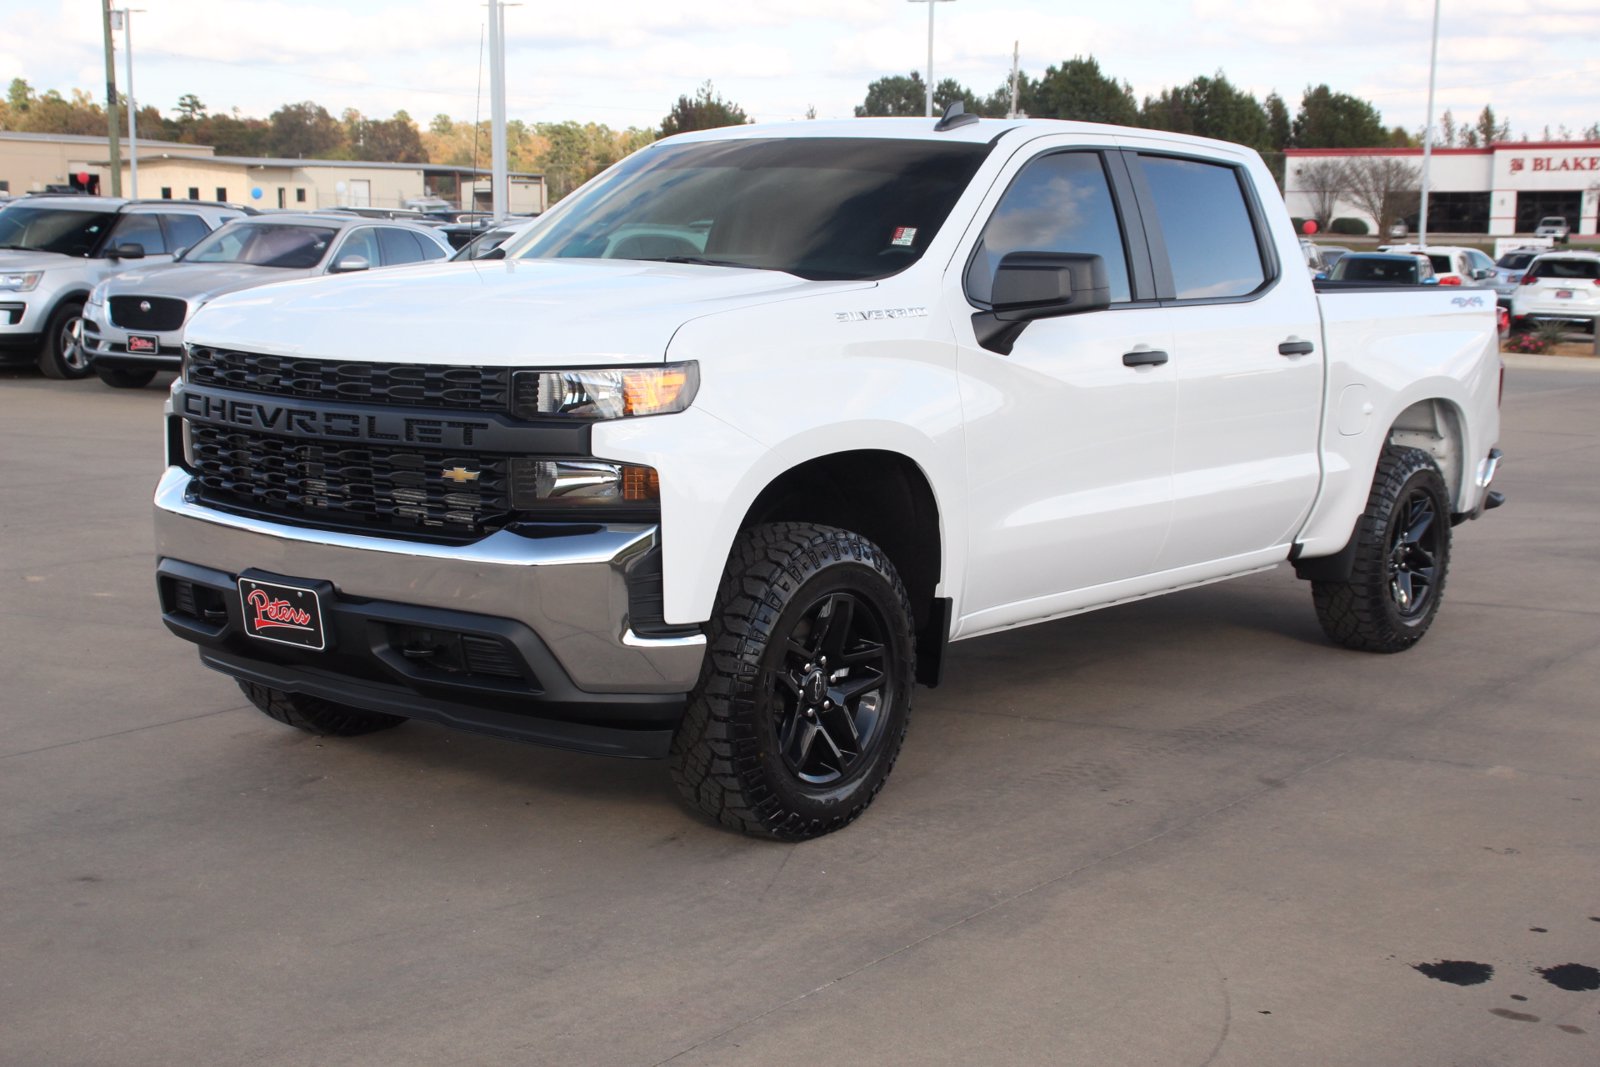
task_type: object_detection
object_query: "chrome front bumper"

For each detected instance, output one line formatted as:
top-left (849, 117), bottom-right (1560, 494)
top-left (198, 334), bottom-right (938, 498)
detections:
top-left (153, 467), bottom-right (706, 695)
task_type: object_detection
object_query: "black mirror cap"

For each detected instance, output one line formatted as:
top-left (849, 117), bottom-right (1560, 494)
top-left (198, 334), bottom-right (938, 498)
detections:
top-left (989, 251), bottom-right (1111, 321)
top-left (111, 243), bottom-right (147, 259)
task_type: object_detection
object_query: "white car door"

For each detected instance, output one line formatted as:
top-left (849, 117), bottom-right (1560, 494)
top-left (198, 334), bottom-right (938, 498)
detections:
top-left (1114, 140), bottom-right (1325, 573)
top-left (949, 143), bottom-right (1177, 635)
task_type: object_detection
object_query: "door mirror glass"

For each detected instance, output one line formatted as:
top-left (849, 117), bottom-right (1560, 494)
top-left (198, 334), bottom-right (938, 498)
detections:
top-left (110, 243), bottom-right (146, 259)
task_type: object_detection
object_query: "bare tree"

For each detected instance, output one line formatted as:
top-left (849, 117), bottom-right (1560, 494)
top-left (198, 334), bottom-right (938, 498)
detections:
top-left (1294, 159), bottom-right (1350, 229)
top-left (1343, 157), bottom-right (1421, 237)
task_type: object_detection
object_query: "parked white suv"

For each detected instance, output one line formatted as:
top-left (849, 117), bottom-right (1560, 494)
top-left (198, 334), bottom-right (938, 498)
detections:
top-left (0, 196), bottom-right (245, 377)
top-left (1534, 216), bottom-right (1571, 245)
top-left (1379, 244), bottom-right (1496, 287)
top-left (1511, 251), bottom-right (1600, 329)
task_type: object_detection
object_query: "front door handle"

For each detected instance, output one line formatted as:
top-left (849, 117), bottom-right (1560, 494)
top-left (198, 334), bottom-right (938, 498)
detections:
top-left (1122, 348), bottom-right (1169, 367)
top-left (1278, 339), bottom-right (1315, 356)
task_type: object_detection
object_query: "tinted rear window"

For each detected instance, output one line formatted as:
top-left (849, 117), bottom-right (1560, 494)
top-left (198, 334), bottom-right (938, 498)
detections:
top-left (1135, 154), bottom-right (1267, 300)
top-left (1534, 258), bottom-right (1600, 280)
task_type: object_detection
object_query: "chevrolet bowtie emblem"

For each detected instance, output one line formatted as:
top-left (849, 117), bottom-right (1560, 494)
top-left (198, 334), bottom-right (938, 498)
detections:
top-left (441, 467), bottom-right (481, 484)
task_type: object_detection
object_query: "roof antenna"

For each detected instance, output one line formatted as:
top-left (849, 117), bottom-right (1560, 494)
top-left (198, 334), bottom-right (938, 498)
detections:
top-left (934, 100), bottom-right (980, 132)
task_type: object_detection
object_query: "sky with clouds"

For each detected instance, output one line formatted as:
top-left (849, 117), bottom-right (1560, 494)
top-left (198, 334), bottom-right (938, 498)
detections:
top-left (5, 0), bottom-right (1597, 139)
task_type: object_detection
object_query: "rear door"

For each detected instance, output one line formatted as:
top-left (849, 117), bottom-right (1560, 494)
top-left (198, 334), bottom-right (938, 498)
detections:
top-left (1116, 142), bottom-right (1325, 572)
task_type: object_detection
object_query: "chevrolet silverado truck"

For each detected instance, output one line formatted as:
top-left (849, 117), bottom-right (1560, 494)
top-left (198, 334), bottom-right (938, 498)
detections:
top-left (153, 110), bottom-right (1505, 840)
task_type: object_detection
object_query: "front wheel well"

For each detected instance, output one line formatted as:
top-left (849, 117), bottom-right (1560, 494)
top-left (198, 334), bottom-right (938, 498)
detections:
top-left (739, 451), bottom-right (944, 679)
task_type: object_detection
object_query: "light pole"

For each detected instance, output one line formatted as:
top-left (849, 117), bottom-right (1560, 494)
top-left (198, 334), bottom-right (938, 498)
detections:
top-left (486, 1), bottom-right (521, 218)
top-left (907, 0), bottom-right (955, 118)
top-left (1418, 0), bottom-right (1441, 246)
top-left (112, 9), bottom-right (145, 198)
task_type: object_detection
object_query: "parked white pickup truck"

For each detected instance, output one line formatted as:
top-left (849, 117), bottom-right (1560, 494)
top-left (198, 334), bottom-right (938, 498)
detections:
top-left (154, 110), bottom-right (1504, 839)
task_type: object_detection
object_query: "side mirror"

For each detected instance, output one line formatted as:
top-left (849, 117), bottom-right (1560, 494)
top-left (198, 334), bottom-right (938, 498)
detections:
top-left (973, 251), bottom-right (1110, 355)
top-left (332, 254), bottom-right (370, 274)
top-left (110, 243), bottom-right (146, 259)
top-left (1474, 267), bottom-right (1493, 280)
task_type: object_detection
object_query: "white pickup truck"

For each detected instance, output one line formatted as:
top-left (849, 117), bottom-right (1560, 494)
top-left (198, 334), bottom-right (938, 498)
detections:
top-left (153, 112), bottom-right (1504, 839)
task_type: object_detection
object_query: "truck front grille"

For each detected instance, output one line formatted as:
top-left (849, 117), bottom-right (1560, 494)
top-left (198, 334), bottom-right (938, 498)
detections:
top-left (110, 295), bottom-right (187, 331)
top-left (187, 424), bottom-right (513, 538)
top-left (186, 347), bottom-right (510, 412)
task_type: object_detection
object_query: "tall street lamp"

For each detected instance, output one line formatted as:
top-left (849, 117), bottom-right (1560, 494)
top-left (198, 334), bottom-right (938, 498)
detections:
top-left (1418, 0), bottom-right (1441, 247)
top-left (907, 0), bottom-right (956, 118)
top-left (112, 9), bottom-right (145, 198)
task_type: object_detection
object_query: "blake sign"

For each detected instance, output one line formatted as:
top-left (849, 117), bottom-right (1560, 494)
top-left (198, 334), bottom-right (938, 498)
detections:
top-left (1508, 155), bottom-right (1600, 174)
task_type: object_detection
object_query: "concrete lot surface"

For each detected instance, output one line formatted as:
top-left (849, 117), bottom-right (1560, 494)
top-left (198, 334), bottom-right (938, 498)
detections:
top-left (3, 363), bottom-right (1598, 1065)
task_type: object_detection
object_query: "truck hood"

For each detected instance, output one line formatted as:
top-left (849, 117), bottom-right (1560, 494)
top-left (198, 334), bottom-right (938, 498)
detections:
top-left (104, 262), bottom-right (316, 306)
top-left (185, 258), bottom-right (872, 366)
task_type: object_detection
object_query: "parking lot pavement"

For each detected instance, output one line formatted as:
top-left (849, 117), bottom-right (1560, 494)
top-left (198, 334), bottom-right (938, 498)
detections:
top-left (3, 365), bottom-right (1598, 1066)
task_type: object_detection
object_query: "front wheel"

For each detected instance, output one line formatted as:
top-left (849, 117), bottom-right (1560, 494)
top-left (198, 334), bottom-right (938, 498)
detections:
top-left (670, 523), bottom-right (915, 840)
top-left (95, 365), bottom-right (158, 389)
top-left (37, 301), bottom-right (91, 379)
top-left (1312, 445), bottom-right (1452, 653)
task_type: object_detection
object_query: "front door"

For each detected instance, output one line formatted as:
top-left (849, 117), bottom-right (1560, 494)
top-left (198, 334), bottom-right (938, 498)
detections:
top-left (952, 146), bottom-right (1177, 635)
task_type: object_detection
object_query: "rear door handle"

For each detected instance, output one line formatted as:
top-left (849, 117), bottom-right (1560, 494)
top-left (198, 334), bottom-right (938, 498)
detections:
top-left (1122, 349), bottom-right (1169, 367)
top-left (1278, 340), bottom-right (1315, 356)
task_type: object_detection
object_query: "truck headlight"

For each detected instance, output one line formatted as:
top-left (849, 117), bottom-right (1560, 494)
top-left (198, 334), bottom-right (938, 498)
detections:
top-left (510, 363), bottom-right (697, 420)
top-left (508, 459), bottom-right (659, 508)
top-left (0, 270), bottom-right (42, 292)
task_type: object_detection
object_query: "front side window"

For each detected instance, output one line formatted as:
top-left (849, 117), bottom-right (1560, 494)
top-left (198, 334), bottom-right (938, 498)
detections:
top-left (1136, 154), bottom-right (1268, 300)
top-left (337, 228), bottom-right (380, 267)
top-left (965, 151), bottom-right (1132, 306)
top-left (161, 213), bottom-right (212, 253)
top-left (512, 137), bottom-right (992, 281)
top-left (110, 214), bottom-right (167, 255)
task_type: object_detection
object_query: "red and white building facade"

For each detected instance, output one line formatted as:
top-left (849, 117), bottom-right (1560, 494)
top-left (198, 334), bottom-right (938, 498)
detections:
top-left (1284, 141), bottom-right (1600, 237)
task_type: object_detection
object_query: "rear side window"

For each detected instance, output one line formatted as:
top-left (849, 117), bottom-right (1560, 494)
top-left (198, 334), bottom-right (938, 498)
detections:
top-left (1135, 155), bottom-right (1267, 300)
top-left (161, 213), bottom-right (212, 253)
top-left (1534, 258), bottom-right (1600, 280)
top-left (966, 151), bottom-right (1132, 305)
top-left (377, 227), bottom-right (426, 266)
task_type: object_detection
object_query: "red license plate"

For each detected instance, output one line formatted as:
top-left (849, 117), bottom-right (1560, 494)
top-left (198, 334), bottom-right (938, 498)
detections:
top-left (127, 334), bottom-right (159, 353)
top-left (1555, 290), bottom-right (1574, 299)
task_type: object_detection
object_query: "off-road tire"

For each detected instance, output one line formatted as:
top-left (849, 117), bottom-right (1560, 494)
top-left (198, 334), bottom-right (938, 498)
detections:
top-left (37, 300), bottom-right (90, 380)
top-left (670, 523), bottom-right (915, 840)
top-left (1312, 445), bottom-right (1451, 653)
top-left (236, 680), bottom-right (406, 736)
top-left (95, 365), bottom-right (157, 389)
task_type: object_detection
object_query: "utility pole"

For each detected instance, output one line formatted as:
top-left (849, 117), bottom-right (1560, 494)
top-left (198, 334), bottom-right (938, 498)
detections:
top-left (487, 0), bottom-right (508, 218)
top-left (907, 0), bottom-right (955, 118)
top-left (1418, 0), bottom-right (1441, 247)
top-left (100, 0), bottom-right (122, 196)
top-left (1008, 40), bottom-right (1020, 119)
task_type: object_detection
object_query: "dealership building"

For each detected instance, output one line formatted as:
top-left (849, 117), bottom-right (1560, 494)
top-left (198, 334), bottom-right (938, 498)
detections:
top-left (1284, 141), bottom-right (1600, 237)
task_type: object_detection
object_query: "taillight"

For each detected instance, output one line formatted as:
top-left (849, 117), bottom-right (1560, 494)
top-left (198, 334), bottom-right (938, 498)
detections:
top-left (1506, 274), bottom-right (1521, 285)
top-left (1520, 274), bottom-right (1538, 285)
top-left (1439, 276), bottom-right (1462, 286)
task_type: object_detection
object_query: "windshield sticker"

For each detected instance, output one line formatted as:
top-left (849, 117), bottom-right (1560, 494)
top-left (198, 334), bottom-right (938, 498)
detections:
top-left (891, 226), bottom-right (917, 247)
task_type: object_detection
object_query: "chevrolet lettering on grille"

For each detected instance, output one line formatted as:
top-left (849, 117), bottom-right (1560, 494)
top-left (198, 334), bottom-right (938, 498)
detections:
top-left (180, 390), bottom-right (490, 448)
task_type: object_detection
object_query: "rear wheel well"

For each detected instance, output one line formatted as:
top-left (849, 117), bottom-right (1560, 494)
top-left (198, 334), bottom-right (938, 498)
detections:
top-left (739, 451), bottom-right (945, 681)
top-left (1388, 398), bottom-right (1464, 504)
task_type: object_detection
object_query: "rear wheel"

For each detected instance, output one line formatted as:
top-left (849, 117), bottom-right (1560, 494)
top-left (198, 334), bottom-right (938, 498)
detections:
top-left (236, 680), bottom-right (406, 736)
top-left (670, 523), bottom-right (915, 840)
top-left (37, 301), bottom-right (90, 379)
top-left (95, 365), bottom-right (158, 389)
top-left (1312, 446), bottom-right (1451, 653)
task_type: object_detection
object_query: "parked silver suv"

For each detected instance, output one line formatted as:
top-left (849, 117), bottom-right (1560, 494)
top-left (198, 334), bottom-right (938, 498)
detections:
top-left (81, 213), bottom-right (453, 388)
top-left (0, 196), bottom-right (245, 377)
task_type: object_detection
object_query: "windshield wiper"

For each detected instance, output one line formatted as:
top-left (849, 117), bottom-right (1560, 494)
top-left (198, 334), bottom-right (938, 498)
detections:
top-left (649, 255), bottom-right (776, 271)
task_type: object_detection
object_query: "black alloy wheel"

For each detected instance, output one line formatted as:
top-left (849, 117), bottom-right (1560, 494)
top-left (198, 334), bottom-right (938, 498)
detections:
top-left (771, 590), bottom-right (894, 786)
top-left (1386, 485), bottom-right (1442, 620)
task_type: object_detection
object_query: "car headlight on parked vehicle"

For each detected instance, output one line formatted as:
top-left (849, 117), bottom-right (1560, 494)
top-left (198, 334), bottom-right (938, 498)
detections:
top-left (509, 363), bottom-right (698, 420)
top-left (0, 270), bottom-right (42, 292)
top-left (86, 281), bottom-right (110, 306)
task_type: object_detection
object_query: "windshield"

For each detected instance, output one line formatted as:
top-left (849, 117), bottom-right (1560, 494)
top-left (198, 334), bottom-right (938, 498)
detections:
top-left (0, 207), bottom-right (119, 257)
top-left (183, 223), bottom-right (338, 268)
top-left (512, 137), bottom-right (993, 281)
top-left (1539, 217), bottom-right (1567, 227)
